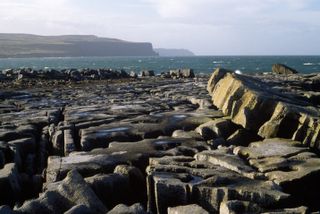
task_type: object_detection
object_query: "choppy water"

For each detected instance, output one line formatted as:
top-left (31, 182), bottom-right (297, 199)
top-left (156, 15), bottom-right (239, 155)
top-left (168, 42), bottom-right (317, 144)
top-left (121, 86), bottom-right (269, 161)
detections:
top-left (0, 56), bottom-right (319, 74)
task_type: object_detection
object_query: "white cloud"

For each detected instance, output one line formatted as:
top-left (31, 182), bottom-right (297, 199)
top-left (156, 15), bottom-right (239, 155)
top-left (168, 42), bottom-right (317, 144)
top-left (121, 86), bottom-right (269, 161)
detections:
top-left (0, 0), bottom-right (319, 54)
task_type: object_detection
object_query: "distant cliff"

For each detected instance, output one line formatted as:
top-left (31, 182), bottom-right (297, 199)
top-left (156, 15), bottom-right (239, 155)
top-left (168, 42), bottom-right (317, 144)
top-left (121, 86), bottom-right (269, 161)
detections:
top-left (0, 34), bottom-right (158, 58)
top-left (154, 48), bottom-right (195, 56)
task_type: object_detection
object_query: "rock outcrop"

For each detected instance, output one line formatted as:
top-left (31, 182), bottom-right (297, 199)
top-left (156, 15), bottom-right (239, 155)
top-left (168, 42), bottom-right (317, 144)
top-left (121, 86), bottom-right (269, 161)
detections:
top-left (1, 72), bottom-right (320, 213)
top-left (207, 68), bottom-right (320, 150)
top-left (272, 64), bottom-right (298, 75)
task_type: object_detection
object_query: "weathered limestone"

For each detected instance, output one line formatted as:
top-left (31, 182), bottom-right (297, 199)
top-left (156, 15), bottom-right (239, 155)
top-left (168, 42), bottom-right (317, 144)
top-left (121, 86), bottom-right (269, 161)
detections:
top-left (46, 137), bottom-right (209, 183)
top-left (107, 203), bottom-right (147, 214)
top-left (0, 163), bottom-right (21, 206)
top-left (236, 138), bottom-right (320, 209)
top-left (207, 68), bottom-right (320, 150)
top-left (2, 71), bottom-right (320, 212)
top-left (17, 170), bottom-right (107, 213)
top-left (146, 155), bottom-right (289, 213)
top-left (168, 204), bottom-right (209, 214)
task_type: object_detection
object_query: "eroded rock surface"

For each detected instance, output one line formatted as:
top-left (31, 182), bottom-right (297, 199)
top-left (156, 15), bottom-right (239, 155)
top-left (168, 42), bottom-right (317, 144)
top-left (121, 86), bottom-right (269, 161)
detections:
top-left (1, 73), bottom-right (320, 213)
top-left (207, 68), bottom-right (320, 150)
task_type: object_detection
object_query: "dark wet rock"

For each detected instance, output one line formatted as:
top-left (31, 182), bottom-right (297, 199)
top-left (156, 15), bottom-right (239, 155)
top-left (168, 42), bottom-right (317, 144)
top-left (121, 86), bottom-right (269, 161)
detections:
top-left (0, 205), bottom-right (15, 214)
top-left (69, 70), bottom-right (82, 81)
top-left (169, 69), bottom-right (195, 78)
top-left (140, 70), bottom-right (155, 77)
top-left (168, 204), bottom-right (209, 214)
top-left (207, 68), bottom-right (320, 150)
top-left (272, 64), bottom-right (298, 75)
top-left (107, 203), bottom-right (147, 214)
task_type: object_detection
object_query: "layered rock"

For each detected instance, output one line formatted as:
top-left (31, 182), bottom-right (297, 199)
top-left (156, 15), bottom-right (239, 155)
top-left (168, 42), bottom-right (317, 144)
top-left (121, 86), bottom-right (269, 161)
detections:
top-left (207, 68), bottom-right (320, 150)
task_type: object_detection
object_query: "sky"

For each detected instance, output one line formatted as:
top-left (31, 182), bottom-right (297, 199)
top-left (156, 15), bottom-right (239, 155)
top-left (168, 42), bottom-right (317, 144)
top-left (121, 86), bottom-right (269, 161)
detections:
top-left (0, 0), bottom-right (319, 55)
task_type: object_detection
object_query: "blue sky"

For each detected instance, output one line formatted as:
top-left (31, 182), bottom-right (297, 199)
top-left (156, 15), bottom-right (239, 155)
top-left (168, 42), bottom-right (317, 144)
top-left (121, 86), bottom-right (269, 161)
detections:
top-left (0, 0), bottom-right (319, 55)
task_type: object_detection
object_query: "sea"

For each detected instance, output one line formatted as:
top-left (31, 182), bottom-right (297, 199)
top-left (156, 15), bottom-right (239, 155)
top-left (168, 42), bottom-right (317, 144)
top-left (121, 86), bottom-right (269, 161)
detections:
top-left (0, 56), bottom-right (320, 74)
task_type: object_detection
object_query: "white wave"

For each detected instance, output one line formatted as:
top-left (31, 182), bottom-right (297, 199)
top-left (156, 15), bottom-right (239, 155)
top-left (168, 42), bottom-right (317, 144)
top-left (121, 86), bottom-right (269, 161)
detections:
top-left (212, 61), bottom-right (223, 64)
top-left (304, 62), bottom-right (314, 66)
top-left (234, 70), bottom-right (242, 74)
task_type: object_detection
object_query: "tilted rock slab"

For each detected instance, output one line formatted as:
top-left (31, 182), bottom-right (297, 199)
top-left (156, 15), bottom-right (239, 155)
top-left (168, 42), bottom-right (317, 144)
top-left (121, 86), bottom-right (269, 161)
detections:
top-left (207, 68), bottom-right (320, 149)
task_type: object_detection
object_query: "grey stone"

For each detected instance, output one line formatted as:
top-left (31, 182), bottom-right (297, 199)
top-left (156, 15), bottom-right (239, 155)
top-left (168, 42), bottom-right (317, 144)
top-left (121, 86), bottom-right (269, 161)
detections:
top-left (219, 200), bottom-right (263, 214)
top-left (147, 155), bottom-right (288, 213)
top-left (18, 170), bottom-right (107, 213)
top-left (64, 204), bottom-right (93, 214)
top-left (0, 163), bottom-right (21, 207)
top-left (85, 173), bottom-right (131, 209)
top-left (107, 203), bottom-right (147, 214)
top-left (168, 204), bottom-right (209, 214)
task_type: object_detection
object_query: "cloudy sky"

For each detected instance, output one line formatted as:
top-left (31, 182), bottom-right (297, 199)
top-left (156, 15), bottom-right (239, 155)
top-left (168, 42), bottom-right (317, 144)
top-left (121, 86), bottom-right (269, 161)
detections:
top-left (0, 0), bottom-right (319, 55)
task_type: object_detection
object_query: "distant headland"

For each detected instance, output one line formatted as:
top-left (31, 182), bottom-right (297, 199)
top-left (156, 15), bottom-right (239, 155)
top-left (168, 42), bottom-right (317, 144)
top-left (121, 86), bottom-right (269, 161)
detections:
top-left (0, 33), bottom-right (159, 58)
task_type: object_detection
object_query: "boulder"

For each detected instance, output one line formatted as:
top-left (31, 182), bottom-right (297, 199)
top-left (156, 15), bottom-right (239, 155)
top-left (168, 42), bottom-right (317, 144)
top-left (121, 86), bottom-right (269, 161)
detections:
top-left (272, 64), bottom-right (298, 75)
top-left (140, 70), bottom-right (155, 77)
top-left (169, 69), bottom-right (195, 78)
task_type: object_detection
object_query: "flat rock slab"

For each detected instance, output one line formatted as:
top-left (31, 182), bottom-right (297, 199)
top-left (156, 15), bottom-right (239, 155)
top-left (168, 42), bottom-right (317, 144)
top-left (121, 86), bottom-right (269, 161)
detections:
top-left (207, 68), bottom-right (320, 150)
top-left (237, 138), bottom-right (320, 209)
top-left (46, 137), bottom-right (209, 183)
top-left (237, 138), bottom-right (308, 159)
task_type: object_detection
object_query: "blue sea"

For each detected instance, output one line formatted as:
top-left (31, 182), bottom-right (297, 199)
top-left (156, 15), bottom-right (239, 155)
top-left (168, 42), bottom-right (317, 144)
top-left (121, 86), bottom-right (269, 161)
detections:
top-left (0, 56), bottom-right (319, 74)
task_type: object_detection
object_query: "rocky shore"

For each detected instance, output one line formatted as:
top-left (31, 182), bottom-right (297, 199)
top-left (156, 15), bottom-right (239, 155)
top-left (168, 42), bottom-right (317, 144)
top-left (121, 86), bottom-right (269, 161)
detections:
top-left (1, 66), bottom-right (320, 213)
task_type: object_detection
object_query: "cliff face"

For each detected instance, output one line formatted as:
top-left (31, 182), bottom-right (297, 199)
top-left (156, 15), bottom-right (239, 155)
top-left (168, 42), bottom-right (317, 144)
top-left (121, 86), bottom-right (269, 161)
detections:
top-left (0, 34), bottom-right (158, 58)
top-left (154, 48), bottom-right (195, 56)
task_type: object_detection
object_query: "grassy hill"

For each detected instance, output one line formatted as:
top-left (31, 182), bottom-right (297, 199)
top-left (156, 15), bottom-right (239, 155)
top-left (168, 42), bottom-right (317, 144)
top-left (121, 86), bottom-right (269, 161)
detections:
top-left (0, 34), bottom-right (158, 58)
